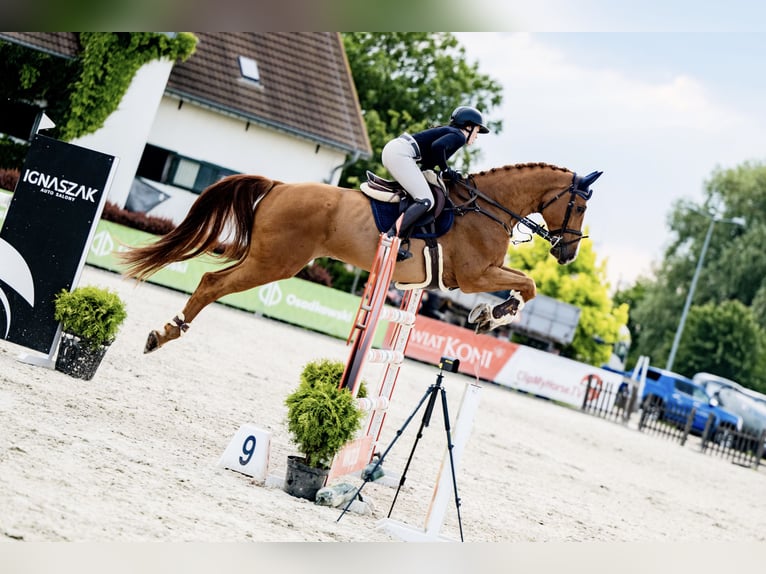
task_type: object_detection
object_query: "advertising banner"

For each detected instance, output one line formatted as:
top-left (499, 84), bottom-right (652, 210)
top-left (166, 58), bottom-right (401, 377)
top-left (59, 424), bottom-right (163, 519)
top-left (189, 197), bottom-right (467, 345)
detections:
top-left (395, 314), bottom-right (521, 379)
top-left (398, 315), bottom-right (623, 408)
top-left (495, 346), bottom-right (622, 408)
top-left (0, 135), bottom-right (117, 354)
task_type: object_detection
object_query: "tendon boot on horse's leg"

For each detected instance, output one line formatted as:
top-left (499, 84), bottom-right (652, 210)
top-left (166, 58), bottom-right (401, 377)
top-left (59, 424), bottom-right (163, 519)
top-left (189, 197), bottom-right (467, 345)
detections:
top-left (387, 198), bottom-right (431, 262)
top-left (468, 291), bottom-right (525, 334)
top-left (144, 312), bottom-right (190, 353)
top-left (491, 292), bottom-right (524, 320)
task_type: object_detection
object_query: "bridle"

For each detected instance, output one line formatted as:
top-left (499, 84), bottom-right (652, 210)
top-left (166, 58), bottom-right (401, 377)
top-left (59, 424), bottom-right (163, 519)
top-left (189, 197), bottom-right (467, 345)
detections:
top-left (448, 171), bottom-right (591, 249)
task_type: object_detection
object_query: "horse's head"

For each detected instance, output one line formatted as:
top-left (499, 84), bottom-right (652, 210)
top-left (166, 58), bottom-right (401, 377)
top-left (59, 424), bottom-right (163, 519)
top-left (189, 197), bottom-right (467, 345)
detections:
top-left (537, 170), bottom-right (602, 264)
top-left (457, 163), bottom-right (602, 267)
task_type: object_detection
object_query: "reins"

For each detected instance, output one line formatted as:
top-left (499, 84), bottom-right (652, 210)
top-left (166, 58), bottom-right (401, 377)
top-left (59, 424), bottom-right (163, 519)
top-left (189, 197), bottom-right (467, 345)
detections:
top-left (448, 171), bottom-right (590, 248)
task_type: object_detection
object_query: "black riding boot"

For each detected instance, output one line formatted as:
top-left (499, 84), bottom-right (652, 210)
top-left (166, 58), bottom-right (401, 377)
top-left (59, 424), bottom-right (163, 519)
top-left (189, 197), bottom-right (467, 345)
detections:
top-left (387, 199), bottom-right (431, 261)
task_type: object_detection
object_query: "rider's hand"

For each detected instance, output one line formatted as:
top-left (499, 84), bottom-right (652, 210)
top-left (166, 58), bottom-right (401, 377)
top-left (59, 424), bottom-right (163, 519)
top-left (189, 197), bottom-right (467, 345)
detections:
top-left (443, 168), bottom-right (461, 181)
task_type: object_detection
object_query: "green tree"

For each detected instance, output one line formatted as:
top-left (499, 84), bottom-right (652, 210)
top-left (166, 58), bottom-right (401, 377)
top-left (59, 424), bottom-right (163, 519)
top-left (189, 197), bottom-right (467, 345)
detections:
top-left (0, 33), bottom-right (196, 168)
top-left (506, 229), bottom-right (629, 366)
top-left (626, 160), bottom-right (766, 390)
top-left (672, 300), bottom-right (766, 389)
top-left (619, 271), bottom-right (680, 368)
top-left (60, 33), bottom-right (197, 141)
top-left (612, 277), bottom-right (650, 368)
top-left (0, 40), bottom-right (78, 168)
top-left (340, 32), bottom-right (504, 188)
top-left (0, 41), bottom-right (78, 123)
top-left (700, 162), bottom-right (766, 305)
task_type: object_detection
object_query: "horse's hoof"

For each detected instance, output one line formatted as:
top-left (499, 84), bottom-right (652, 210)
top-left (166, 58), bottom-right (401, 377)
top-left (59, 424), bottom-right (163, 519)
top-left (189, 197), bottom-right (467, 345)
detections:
top-left (144, 331), bottom-right (161, 354)
top-left (468, 303), bottom-right (490, 325)
top-left (474, 320), bottom-right (491, 335)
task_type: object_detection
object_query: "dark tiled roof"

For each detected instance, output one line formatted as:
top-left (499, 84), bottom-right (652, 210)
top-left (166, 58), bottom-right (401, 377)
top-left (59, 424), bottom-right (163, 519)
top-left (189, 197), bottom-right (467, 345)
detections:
top-left (0, 32), bottom-right (79, 58)
top-left (166, 33), bottom-right (371, 157)
top-left (0, 32), bottom-right (371, 158)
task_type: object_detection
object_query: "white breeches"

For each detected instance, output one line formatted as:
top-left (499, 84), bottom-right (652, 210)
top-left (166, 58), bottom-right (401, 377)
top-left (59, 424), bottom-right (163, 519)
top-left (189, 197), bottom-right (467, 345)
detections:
top-left (381, 137), bottom-right (434, 209)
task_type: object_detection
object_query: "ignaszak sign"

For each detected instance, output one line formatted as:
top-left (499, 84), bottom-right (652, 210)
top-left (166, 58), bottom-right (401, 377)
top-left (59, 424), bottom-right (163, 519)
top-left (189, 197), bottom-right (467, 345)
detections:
top-left (0, 135), bottom-right (117, 354)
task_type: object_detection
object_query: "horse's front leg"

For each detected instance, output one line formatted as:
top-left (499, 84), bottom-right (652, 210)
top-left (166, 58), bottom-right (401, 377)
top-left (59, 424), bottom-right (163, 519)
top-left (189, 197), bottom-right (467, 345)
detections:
top-left (458, 266), bottom-right (537, 334)
top-left (467, 293), bottom-right (526, 334)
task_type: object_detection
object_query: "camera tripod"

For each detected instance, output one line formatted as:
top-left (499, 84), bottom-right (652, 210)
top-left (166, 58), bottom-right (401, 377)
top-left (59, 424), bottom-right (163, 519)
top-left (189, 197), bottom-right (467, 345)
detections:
top-left (337, 358), bottom-right (464, 541)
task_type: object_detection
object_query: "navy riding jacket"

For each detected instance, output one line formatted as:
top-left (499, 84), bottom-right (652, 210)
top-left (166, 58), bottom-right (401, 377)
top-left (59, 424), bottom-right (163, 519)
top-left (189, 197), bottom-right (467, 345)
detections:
top-left (411, 126), bottom-right (467, 172)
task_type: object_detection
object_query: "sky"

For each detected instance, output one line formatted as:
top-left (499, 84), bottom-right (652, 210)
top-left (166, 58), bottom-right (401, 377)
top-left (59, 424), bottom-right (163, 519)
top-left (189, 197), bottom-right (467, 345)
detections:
top-left (452, 28), bottom-right (766, 290)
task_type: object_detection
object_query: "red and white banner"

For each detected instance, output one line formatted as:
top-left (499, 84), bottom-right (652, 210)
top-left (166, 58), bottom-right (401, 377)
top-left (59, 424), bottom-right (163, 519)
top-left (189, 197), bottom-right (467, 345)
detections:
top-left (389, 315), bottom-right (623, 409)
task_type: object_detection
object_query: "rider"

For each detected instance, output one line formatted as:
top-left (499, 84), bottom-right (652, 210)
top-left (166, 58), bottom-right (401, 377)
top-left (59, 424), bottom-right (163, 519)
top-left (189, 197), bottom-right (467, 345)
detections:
top-left (382, 105), bottom-right (490, 261)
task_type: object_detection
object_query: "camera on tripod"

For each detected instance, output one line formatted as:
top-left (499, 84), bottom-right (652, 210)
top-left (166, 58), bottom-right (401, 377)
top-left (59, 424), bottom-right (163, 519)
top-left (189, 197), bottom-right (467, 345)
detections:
top-left (439, 356), bottom-right (460, 373)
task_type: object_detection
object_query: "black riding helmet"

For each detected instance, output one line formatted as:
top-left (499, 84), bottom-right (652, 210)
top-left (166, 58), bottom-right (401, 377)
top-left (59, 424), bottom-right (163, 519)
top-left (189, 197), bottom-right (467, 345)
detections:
top-left (450, 105), bottom-right (490, 134)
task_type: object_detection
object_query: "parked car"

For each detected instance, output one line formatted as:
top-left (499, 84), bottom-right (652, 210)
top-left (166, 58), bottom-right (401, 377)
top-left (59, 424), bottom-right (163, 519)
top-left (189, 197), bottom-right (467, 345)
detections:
top-left (712, 387), bottom-right (766, 438)
top-left (693, 372), bottom-right (747, 395)
top-left (638, 367), bottom-right (743, 443)
top-left (693, 372), bottom-right (766, 408)
top-left (693, 373), bottom-right (766, 440)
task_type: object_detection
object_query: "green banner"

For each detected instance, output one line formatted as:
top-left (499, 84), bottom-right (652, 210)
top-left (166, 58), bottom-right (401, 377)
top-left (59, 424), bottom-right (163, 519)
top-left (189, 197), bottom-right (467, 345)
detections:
top-left (86, 220), bottom-right (389, 344)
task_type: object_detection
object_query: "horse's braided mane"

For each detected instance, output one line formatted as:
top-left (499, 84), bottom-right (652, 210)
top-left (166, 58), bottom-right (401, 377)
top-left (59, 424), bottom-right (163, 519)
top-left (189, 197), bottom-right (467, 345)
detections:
top-left (473, 162), bottom-right (570, 177)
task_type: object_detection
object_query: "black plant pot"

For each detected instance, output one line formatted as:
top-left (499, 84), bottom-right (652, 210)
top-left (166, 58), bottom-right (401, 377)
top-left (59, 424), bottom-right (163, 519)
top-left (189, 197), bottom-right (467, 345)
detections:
top-left (284, 455), bottom-right (329, 500)
top-left (54, 332), bottom-right (109, 381)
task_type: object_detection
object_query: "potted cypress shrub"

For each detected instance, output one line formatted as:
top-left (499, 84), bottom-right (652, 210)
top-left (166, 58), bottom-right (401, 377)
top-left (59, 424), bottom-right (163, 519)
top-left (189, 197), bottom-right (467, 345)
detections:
top-left (53, 285), bottom-right (127, 380)
top-left (283, 358), bottom-right (365, 500)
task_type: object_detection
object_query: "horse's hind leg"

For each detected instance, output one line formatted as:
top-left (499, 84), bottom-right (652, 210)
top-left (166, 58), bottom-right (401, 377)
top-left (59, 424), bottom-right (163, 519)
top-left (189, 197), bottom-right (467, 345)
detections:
top-left (144, 258), bottom-right (288, 353)
top-left (145, 314), bottom-right (190, 353)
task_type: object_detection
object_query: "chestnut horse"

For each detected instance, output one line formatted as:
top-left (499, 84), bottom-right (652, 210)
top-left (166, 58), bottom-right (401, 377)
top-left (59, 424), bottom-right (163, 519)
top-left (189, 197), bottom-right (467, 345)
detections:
top-left (120, 162), bottom-right (602, 352)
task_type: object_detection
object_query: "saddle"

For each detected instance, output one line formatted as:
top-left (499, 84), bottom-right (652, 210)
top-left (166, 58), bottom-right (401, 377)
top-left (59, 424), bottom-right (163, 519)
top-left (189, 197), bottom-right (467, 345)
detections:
top-left (360, 169), bottom-right (454, 239)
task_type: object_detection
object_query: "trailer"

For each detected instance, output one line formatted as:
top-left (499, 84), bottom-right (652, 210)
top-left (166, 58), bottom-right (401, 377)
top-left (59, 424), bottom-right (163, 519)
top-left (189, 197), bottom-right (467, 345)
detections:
top-left (430, 289), bottom-right (581, 350)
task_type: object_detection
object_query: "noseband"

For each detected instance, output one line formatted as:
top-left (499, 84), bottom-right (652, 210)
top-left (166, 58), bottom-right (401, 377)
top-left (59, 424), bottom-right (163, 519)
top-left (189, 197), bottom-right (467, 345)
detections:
top-left (450, 172), bottom-right (591, 248)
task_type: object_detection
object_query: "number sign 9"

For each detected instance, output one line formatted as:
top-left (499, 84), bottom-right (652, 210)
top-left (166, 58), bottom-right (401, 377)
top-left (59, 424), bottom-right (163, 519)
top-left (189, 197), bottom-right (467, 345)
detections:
top-left (239, 434), bottom-right (257, 465)
top-left (218, 424), bottom-right (271, 480)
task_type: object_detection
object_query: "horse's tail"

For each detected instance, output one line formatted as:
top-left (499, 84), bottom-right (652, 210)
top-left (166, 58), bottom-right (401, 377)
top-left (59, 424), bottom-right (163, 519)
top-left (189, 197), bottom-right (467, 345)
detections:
top-left (119, 174), bottom-right (278, 281)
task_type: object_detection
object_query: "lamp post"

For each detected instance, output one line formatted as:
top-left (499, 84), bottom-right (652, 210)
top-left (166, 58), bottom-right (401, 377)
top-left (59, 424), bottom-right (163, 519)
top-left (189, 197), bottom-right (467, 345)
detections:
top-left (665, 211), bottom-right (746, 371)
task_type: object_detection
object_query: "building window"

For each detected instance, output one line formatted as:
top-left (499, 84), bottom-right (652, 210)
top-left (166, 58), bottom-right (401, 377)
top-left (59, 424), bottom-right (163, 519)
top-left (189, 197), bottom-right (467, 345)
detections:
top-left (136, 145), bottom-right (238, 194)
top-left (238, 55), bottom-right (261, 85)
top-left (172, 157), bottom-right (200, 188)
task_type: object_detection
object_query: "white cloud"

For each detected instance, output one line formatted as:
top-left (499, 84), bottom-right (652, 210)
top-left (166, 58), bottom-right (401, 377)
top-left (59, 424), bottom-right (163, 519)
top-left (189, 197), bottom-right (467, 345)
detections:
top-left (469, 1), bottom-right (766, 32)
top-left (459, 33), bottom-right (745, 136)
top-left (456, 32), bottom-right (762, 290)
top-left (595, 242), bottom-right (656, 291)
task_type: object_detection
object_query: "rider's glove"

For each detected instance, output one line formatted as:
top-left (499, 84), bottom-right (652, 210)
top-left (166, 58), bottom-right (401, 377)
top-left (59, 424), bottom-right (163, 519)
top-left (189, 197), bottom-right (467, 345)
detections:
top-left (442, 168), bottom-right (461, 181)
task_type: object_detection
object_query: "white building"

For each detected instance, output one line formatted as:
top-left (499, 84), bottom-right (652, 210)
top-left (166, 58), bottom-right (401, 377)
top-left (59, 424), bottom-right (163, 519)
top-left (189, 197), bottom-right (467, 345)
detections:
top-left (0, 32), bottom-right (372, 223)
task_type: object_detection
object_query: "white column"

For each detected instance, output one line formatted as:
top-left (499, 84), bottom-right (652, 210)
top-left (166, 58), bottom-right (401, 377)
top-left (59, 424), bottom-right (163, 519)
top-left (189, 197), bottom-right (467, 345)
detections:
top-left (71, 58), bottom-right (174, 208)
top-left (424, 382), bottom-right (482, 537)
